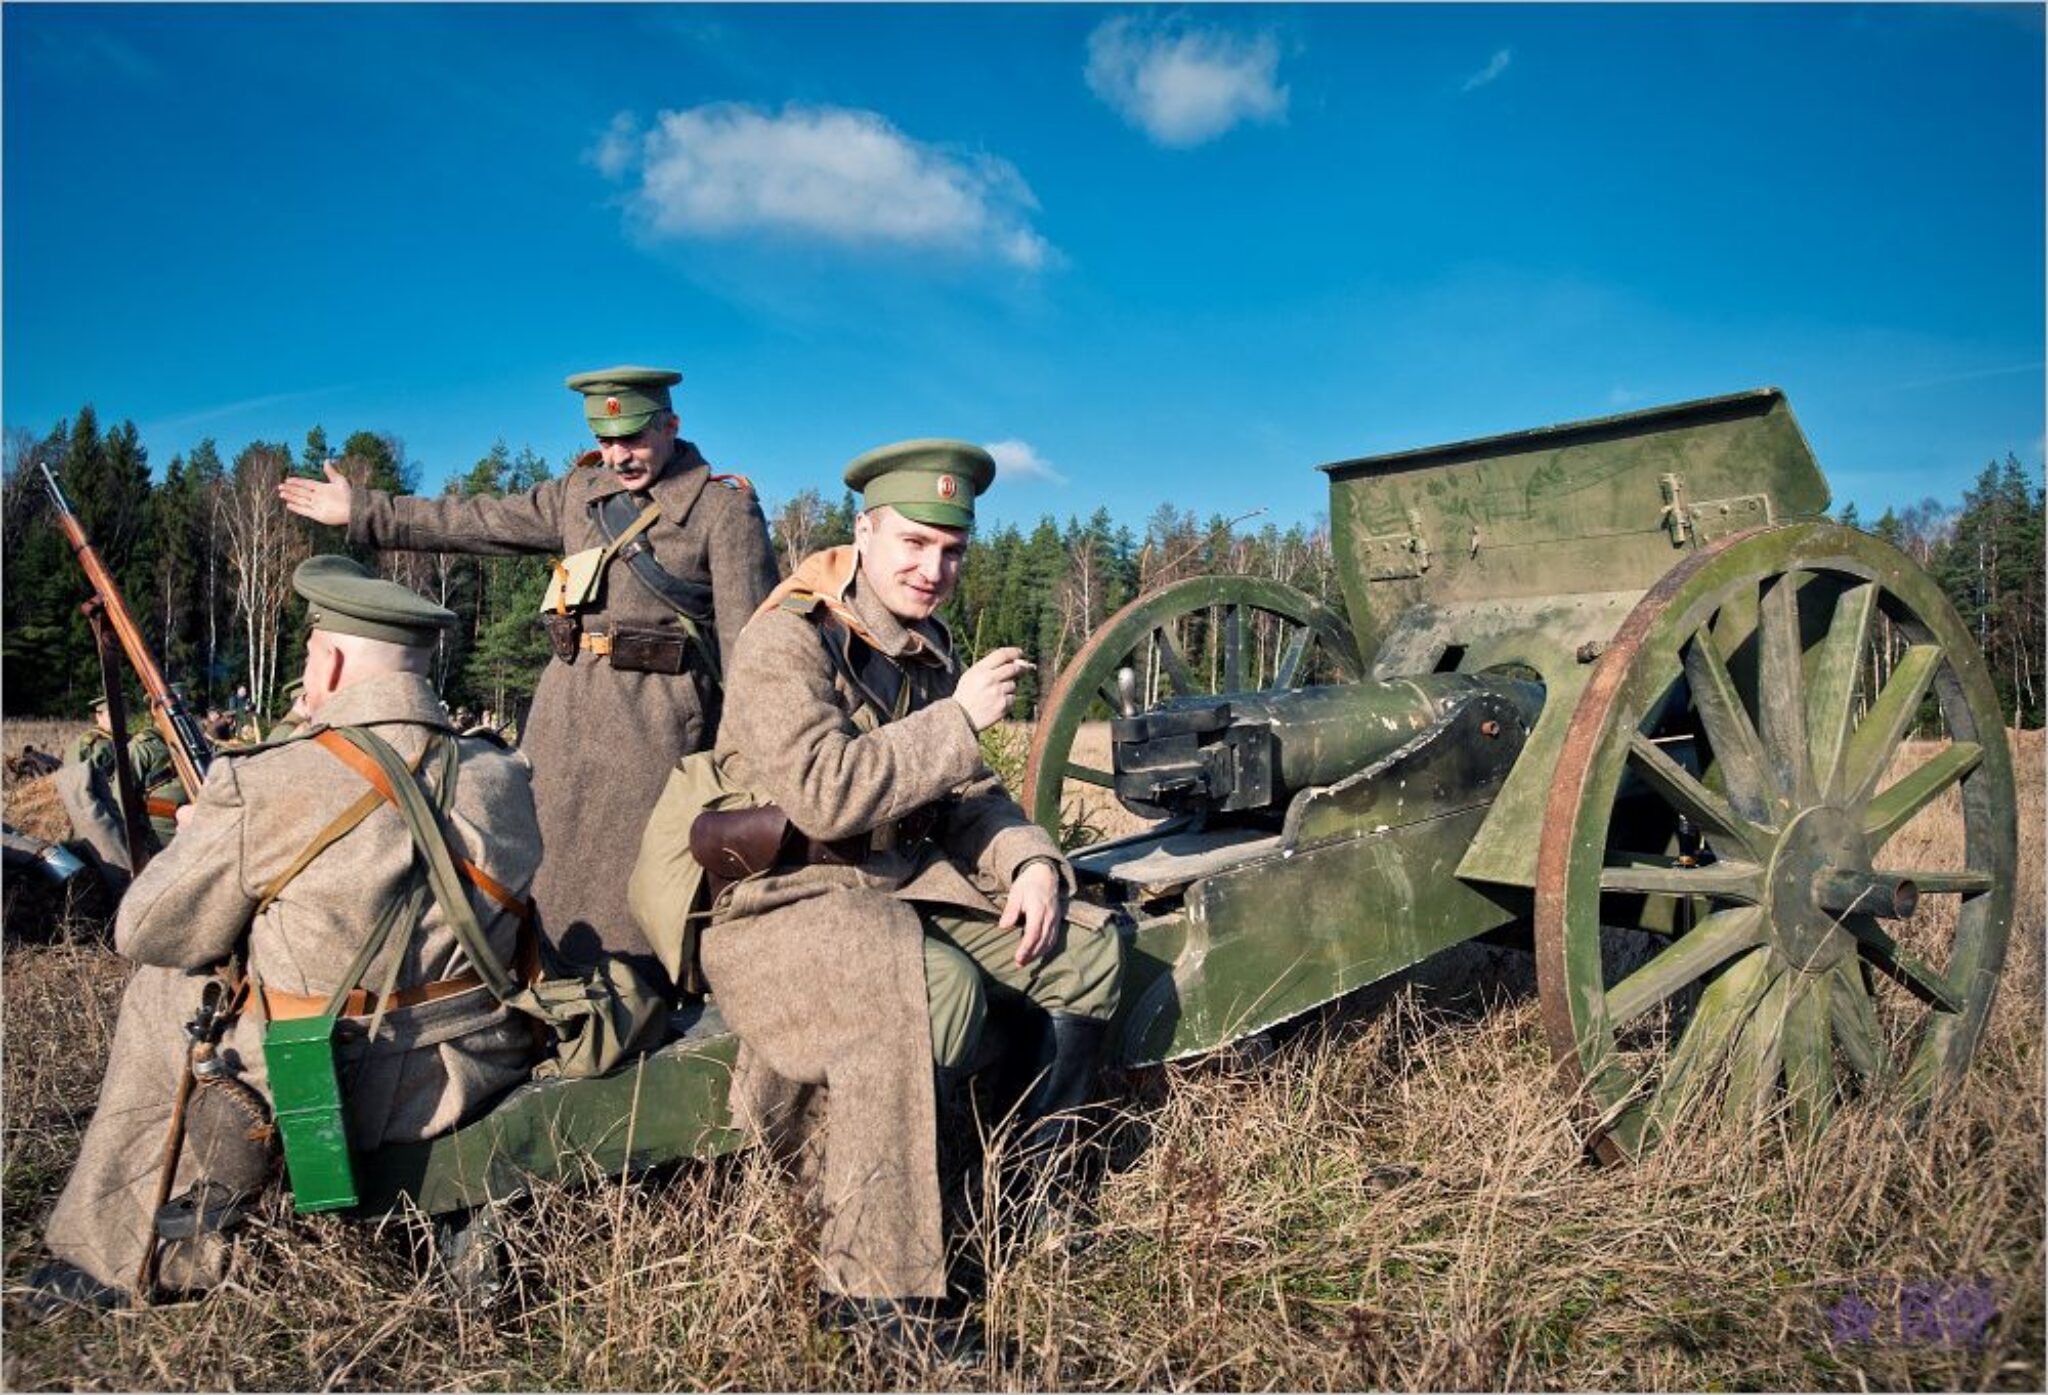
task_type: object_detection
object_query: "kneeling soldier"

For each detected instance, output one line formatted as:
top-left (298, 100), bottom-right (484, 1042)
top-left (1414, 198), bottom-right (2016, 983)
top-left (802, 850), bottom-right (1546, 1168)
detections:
top-left (27, 556), bottom-right (543, 1312)
top-left (697, 440), bottom-right (1125, 1361)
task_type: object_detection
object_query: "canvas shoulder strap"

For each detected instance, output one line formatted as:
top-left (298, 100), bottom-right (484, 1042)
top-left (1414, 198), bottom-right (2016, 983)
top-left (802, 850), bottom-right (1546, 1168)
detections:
top-left (312, 728), bottom-right (528, 1004)
top-left (253, 740), bottom-right (429, 914)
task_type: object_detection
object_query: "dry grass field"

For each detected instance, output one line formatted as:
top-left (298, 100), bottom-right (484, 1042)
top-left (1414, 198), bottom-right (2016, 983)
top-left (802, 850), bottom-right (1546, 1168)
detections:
top-left (2, 718), bottom-right (2041, 1391)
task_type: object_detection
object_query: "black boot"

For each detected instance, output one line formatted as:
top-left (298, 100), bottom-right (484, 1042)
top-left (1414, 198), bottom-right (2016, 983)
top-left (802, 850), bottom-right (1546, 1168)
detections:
top-left (1005, 1013), bottom-right (1113, 1245)
top-left (21, 1260), bottom-right (126, 1320)
top-left (818, 1293), bottom-right (988, 1367)
top-left (1014, 1013), bottom-right (1112, 1150)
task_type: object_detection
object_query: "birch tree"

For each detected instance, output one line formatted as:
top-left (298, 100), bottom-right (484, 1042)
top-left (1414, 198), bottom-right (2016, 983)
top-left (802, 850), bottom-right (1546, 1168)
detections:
top-left (217, 443), bottom-right (308, 714)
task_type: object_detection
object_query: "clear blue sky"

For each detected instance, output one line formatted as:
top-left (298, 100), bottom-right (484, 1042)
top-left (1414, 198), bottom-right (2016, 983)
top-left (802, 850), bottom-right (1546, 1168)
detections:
top-left (5, 3), bottom-right (2042, 532)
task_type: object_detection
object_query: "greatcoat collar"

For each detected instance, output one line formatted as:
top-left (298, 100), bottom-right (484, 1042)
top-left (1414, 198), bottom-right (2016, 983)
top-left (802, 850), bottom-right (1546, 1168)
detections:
top-left (579, 439), bottom-right (712, 524)
top-left (306, 670), bottom-right (455, 733)
top-left (754, 546), bottom-right (953, 670)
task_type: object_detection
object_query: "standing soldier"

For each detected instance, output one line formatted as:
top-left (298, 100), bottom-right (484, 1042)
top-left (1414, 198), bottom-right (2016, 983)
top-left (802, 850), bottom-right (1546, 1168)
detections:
top-left (278, 367), bottom-right (779, 988)
top-left (693, 440), bottom-right (1125, 1361)
top-left (26, 556), bottom-right (543, 1311)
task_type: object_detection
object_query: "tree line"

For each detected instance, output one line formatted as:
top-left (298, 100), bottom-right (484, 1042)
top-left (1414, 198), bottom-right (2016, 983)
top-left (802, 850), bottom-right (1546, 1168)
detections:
top-left (3, 407), bottom-right (2041, 730)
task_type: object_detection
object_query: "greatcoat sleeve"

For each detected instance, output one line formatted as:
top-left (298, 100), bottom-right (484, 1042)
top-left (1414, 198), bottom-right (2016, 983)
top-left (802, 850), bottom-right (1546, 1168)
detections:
top-left (723, 612), bottom-right (986, 842)
top-left (706, 489), bottom-right (781, 673)
top-left (942, 772), bottom-right (1074, 895)
top-left (348, 475), bottom-right (566, 555)
top-left (114, 757), bottom-right (258, 970)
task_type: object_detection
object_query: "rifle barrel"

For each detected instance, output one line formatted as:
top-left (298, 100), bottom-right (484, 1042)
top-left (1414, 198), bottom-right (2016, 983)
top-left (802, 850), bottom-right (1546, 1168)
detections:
top-left (39, 463), bottom-right (212, 794)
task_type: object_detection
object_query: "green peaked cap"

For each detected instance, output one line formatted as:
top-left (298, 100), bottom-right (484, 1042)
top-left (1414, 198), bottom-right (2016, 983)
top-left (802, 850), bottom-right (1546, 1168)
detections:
top-left (565, 365), bottom-right (682, 439)
top-left (844, 438), bottom-right (996, 529)
top-left (293, 555), bottom-right (455, 647)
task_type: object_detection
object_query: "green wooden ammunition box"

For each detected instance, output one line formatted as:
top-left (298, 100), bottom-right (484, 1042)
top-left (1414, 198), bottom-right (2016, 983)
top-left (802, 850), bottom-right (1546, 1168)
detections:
top-left (262, 1015), bottom-right (359, 1213)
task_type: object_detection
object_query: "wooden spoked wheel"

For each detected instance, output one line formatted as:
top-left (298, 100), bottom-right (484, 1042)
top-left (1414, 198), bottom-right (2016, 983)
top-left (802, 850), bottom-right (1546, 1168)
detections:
top-left (1536, 523), bottom-right (2016, 1162)
top-left (1023, 576), bottom-right (1363, 834)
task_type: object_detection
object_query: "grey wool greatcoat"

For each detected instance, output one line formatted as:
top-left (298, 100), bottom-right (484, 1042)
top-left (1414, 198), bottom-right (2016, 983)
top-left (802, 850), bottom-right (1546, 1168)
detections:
top-left (347, 442), bottom-right (778, 980)
top-left (43, 672), bottom-right (543, 1292)
top-left (701, 548), bottom-right (1071, 1300)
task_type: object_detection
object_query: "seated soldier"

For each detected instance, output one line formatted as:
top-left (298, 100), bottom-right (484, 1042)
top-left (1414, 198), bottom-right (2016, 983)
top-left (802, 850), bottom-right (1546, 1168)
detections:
top-left (54, 697), bottom-right (189, 885)
top-left (25, 556), bottom-right (543, 1313)
top-left (698, 440), bottom-right (1125, 1362)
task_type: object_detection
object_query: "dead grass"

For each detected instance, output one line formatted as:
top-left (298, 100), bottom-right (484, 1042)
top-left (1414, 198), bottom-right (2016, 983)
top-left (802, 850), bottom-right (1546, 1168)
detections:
top-left (2, 730), bottom-right (2041, 1390)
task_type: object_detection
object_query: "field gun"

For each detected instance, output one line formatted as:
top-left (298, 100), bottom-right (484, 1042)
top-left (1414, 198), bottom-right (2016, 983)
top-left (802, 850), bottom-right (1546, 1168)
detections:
top-left (357, 387), bottom-right (2015, 1213)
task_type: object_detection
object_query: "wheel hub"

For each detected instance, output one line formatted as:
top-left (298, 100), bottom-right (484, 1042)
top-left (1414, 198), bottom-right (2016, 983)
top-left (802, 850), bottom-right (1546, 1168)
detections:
top-left (1765, 805), bottom-right (1868, 973)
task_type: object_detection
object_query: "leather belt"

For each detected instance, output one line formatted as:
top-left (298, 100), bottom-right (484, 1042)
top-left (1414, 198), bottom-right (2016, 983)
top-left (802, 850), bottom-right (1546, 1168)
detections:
top-left (263, 972), bottom-right (486, 1022)
top-left (579, 631), bottom-right (614, 656)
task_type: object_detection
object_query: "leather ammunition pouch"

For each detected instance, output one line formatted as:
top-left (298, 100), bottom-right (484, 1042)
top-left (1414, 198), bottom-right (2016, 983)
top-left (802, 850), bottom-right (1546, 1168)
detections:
top-left (606, 625), bottom-right (691, 675)
top-left (689, 805), bottom-right (801, 886)
top-left (688, 799), bottom-right (956, 900)
top-left (541, 612), bottom-right (581, 664)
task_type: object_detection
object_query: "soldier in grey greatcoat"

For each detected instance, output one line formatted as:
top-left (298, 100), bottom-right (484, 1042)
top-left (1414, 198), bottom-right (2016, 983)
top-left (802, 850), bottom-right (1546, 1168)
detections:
top-left (279, 367), bottom-right (778, 989)
top-left (698, 440), bottom-right (1125, 1359)
top-left (26, 556), bottom-right (543, 1312)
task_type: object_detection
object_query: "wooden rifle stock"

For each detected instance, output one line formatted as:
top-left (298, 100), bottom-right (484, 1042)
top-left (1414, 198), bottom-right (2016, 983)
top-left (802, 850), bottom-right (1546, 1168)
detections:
top-left (39, 462), bottom-right (212, 795)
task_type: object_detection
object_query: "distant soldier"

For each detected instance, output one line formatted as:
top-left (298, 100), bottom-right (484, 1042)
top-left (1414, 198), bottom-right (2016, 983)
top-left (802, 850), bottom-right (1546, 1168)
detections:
top-left (279, 366), bottom-right (778, 989)
top-left (268, 677), bottom-right (309, 742)
top-left (695, 440), bottom-right (1125, 1360)
top-left (53, 697), bottom-right (188, 882)
top-left (26, 555), bottom-right (544, 1312)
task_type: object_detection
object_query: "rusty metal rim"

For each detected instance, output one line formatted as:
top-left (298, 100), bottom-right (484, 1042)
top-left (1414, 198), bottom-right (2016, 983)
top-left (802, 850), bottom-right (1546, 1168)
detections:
top-left (1534, 528), bottom-right (1765, 1163)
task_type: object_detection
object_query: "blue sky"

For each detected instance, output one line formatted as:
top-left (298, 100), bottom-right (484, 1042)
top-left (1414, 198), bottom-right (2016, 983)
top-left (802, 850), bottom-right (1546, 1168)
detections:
top-left (5, 3), bottom-right (2042, 532)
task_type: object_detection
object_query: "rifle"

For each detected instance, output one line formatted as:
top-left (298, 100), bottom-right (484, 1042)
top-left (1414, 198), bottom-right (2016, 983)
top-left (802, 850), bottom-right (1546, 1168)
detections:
top-left (40, 462), bottom-right (212, 798)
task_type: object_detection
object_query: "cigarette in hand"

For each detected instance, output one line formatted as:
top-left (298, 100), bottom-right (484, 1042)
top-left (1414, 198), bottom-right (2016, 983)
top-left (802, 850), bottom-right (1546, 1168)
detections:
top-left (1014, 659), bottom-right (1036, 671)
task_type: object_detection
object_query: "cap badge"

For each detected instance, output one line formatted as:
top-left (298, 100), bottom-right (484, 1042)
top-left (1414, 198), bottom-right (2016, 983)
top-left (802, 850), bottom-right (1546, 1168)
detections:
top-left (936, 474), bottom-right (957, 500)
top-left (605, 396), bottom-right (622, 416)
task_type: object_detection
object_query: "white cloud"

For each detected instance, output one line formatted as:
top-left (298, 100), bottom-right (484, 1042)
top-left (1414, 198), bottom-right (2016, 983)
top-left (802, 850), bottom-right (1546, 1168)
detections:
top-left (1462, 48), bottom-right (1513, 92)
top-left (594, 102), bottom-right (1052, 269)
top-left (986, 439), bottom-right (1066, 485)
top-left (1085, 15), bottom-right (1288, 148)
top-left (591, 112), bottom-right (639, 180)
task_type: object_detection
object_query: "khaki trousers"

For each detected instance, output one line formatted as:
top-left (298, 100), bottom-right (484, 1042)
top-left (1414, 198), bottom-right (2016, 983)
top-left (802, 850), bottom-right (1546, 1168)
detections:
top-left (919, 906), bottom-right (1124, 1070)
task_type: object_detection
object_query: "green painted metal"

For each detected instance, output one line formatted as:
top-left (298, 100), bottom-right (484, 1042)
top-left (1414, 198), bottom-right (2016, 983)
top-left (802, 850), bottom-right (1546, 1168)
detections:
top-left (1534, 522), bottom-right (2017, 1160)
top-left (1320, 388), bottom-right (1830, 636)
top-left (1086, 686), bottom-right (1534, 1064)
top-left (1118, 804), bottom-right (1526, 1064)
top-left (264, 1016), bottom-right (360, 1213)
top-left (1325, 391), bottom-right (1832, 892)
top-left (351, 1011), bottom-right (744, 1215)
top-left (1024, 576), bottom-right (1362, 830)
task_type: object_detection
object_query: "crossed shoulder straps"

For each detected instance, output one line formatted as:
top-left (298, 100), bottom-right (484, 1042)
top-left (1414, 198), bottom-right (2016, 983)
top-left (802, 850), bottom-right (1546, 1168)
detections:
top-left (310, 727), bottom-right (529, 1005)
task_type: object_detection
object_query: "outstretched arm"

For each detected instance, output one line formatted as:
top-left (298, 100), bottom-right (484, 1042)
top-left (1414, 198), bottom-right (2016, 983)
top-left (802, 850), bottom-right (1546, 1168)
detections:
top-left (282, 463), bottom-right (565, 556)
top-left (276, 462), bottom-right (353, 526)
